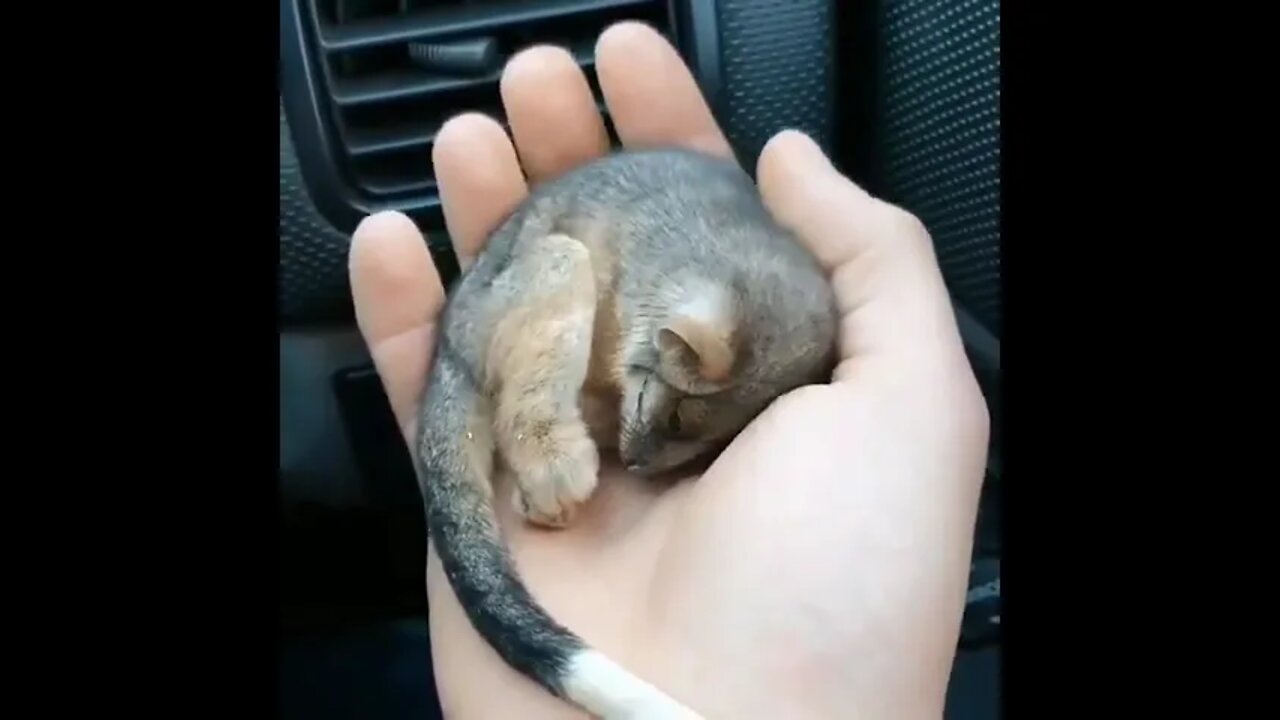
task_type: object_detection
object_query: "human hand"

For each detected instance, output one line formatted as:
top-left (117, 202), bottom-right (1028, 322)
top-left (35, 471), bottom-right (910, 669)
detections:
top-left (349, 21), bottom-right (989, 720)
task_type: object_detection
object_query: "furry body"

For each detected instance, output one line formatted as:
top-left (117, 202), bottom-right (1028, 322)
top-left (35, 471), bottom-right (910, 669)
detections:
top-left (416, 148), bottom-right (837, 718)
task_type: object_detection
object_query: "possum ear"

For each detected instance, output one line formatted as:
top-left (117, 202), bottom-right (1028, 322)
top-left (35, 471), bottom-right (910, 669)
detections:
top-left (656, 285), bottom-right (739, 384)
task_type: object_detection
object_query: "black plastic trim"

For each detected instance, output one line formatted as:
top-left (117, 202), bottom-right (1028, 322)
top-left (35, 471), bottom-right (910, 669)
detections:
top-left (280, 0), bottom-right (447, 236)
top-left (332, 364), bottom-right (421, 510)
top-left (281, 0), bottom-right (684, 241)
top-left (958, 555), bottom-right (1000, 651)
top-left (672, 0), bottom-right (723, 117)
top-left (281, 0), bottom-right (363, 233)
top-left (318, 0), bottom-right (655, 52)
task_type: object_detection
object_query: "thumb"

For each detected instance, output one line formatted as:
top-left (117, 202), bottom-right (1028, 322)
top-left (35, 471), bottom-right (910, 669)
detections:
top-left (757, 130), bottom-right (966, 375)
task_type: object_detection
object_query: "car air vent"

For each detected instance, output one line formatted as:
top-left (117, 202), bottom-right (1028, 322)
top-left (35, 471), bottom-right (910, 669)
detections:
top-left (299, 0), bottom-right (675, 220)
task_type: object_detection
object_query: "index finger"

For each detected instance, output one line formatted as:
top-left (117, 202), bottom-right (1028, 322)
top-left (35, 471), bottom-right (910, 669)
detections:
top-left (349, 211), bottom-right (444, 441)
top-left (596, 22), bottom-right (735, 161)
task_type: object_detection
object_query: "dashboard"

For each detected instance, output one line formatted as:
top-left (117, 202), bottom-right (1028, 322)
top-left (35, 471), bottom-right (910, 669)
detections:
top-left (278, 1), bottom-right (1001, 718)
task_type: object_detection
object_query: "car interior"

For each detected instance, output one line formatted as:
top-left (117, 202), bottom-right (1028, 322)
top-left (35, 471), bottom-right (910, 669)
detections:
top-left (279, 0), bottom-right (1002, 718)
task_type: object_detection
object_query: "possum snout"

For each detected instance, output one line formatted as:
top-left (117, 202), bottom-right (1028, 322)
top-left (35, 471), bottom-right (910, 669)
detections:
top-left (619, 433), bottom-right (659, 474)
top-left (620, 429), bottom-right (712, 478)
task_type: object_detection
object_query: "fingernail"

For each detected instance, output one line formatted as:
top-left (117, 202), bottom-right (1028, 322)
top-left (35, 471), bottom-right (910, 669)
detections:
top-left (354, 211), bottom-right (410, 240)
top-left (761, 129), bottom-right (830, 175)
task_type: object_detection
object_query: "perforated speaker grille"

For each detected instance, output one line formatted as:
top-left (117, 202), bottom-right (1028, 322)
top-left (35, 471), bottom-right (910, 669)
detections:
top-left (874, 0), bottom-right (1001, 333)
top-left (281, 102), bottom-right (357, 324)
top-left (717, 0), bottom-right (836, 163)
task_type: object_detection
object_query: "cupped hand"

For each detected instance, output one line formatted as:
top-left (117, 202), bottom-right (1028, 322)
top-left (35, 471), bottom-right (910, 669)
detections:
top-left (349, 21), bottom-right (989, 720)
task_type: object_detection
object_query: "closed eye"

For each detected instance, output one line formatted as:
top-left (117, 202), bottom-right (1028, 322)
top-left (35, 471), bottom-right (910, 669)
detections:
top-left (636, 373), bottom-right (652, 418)
top-left (666, 407), bottom-right (682, 435)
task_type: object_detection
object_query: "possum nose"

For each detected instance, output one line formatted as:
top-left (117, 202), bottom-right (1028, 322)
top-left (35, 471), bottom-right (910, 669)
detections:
top-left (620, 433), bottom-right (659, 474)
top-left (621, 452), bottom-right (644, 472)
top-left (620, 445), bottom-right (638, 465)
top-left (622, 449), bottom-right (658, 476)
top-left (620, 446), bottom-right (650, 474)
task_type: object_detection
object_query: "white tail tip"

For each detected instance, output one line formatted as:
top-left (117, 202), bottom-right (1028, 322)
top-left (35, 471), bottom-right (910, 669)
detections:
top-left (563, 649), bottom-right (705, 720)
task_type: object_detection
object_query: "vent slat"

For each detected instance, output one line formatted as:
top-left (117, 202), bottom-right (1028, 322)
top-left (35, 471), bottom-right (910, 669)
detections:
top-left (332, 49), bottom-right (594, 106)
top-left (346, 96), bottom-right (608, 159)
top-left (333, 70), bottom-right (495, 105)
top-left (306, 0), bottom-right (668, 203)
top-left (347, 123), bottom-right (439, 156)
top-left (318, 0), bottom-right (652, 52)
top-left (361, 176), bottom-right (437, 196)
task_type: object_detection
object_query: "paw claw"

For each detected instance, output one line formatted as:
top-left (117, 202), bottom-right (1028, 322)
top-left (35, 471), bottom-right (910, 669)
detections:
top-left (511, 437), bottom-right (599, 529)
top-left (512, 486), bottom-right (578, 528)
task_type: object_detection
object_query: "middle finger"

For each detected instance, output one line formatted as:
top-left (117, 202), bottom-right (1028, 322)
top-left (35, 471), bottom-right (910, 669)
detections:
top-left (501, 44), bottom-right (610, 184)
top-left (597, 21), bottom-right (735, 161)
top-left (433, 112), bottom-right (528, 269)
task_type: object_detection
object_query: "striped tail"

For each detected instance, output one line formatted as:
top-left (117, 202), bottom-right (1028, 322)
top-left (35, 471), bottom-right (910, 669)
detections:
top-left (415, 349), bottom-right (704, 719)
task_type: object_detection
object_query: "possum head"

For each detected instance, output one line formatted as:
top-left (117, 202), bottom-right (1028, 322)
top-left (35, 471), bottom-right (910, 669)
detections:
top-left (618, 267), bottom-right (837, 476)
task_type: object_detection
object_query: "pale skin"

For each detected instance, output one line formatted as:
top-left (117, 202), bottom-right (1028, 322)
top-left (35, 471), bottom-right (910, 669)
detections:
top-left (348, 21), bottom-right (990, 720)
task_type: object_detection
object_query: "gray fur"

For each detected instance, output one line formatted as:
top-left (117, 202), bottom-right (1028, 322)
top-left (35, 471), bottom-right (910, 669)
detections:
top-left (415, 147), bottom-right (838, 716)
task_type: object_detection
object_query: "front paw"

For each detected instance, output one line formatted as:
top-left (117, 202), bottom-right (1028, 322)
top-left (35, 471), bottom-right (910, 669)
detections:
top-left (511, 437), bottom-right (599, 528)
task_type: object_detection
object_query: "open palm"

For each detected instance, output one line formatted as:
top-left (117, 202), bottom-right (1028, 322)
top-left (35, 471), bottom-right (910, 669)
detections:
top-left (349, 22), bottom-right (988, 720)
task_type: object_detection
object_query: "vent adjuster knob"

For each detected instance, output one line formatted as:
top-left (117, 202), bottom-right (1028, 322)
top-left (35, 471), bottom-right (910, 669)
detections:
top-left (407, 37), bottom-right (499, 75)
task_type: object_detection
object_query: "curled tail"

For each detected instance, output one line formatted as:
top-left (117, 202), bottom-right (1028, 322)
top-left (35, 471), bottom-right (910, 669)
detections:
top-left (416, 348), bottom-right (704, 720)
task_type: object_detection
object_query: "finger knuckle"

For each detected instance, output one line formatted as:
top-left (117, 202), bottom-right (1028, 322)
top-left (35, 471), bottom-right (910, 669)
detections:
top-left (949, 367), bottom-right (991, 448)
top-left (964, 385), bottom-right (992, 444)
top-left (877, 201), bottom-right (931, 242)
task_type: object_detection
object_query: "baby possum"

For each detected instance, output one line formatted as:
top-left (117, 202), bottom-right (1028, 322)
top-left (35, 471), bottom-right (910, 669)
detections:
top-left (415, 147), bottom-right (838, 719)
